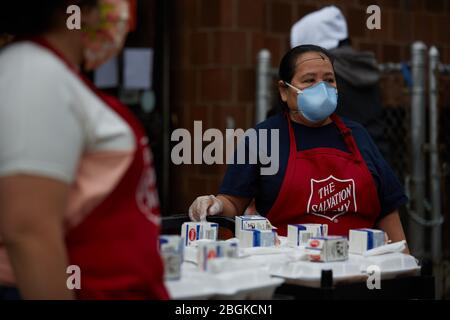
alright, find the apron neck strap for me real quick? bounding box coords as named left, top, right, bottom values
left=330, top=113, right=364, bottom=163
left=284, top=112, right=298, bottom=154
left=284, top=112, right=364, bottom=163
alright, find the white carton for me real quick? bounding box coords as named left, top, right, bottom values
left=240, top=229, right=277, bottom=248
left=306, top=236, right=348, bottom=262
left=181, top=222, right=218, bottom=246
left=287, top=224, right=328, bottom=247
left=159, top=235, right=183, bottom=280
left=197, top=240, right=239, bottom=271
left=235, top=215, right=272, bottom=240
left=349, top=228, right=386, bottom=254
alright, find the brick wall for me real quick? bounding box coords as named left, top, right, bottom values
left=169, top=0, right=450, bottom=214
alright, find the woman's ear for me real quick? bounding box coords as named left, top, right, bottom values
left=278, top=80, right=288, bottom=102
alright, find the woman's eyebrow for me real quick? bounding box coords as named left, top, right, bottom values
left=299, top=73, right=316, bottom=79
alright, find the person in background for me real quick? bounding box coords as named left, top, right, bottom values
left=0, top=0, right=168, bottom=300
left=290, top=5, right=389, bottom=159
left=188, top=45, right=408, bottom=250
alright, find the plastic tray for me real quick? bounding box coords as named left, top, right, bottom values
left=167, top=262, right=284, bottom=300
left=269, top=258, right=366, bottom=287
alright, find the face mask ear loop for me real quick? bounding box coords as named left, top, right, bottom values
left=283, top=81, right=303, bottom=94
left=283, top=81, right=304, bottom=117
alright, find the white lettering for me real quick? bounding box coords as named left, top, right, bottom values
left=66, top=5, right=81, bottom=30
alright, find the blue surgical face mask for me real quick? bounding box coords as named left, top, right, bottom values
left=284, top=81, right=338, bottom=123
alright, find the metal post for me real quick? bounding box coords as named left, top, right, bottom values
left=428, top=46, right=442, bottom=262
left=256, top=49, right=271, bottom=124
left=409, top=42, right=427, bottom=257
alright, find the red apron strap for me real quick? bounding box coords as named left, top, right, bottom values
left=330, top=114, right=364, bottom=163
left=284, top=112, right=298, bottom=155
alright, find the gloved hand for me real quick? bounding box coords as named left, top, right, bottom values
left=188, top=195, right=224, bottom=221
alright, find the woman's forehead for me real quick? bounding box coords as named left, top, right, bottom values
left=294, top=52, right=334, bottom=75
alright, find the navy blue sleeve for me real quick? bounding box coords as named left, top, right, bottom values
left=218, top=133, right=261, bottom=198
left=350, top=120, right=409, bottom=219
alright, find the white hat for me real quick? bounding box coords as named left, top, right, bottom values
left=290, top=5, right=348, bottom=50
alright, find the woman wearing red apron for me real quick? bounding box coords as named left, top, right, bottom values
left=0, top=1, right=168, bottom=299
left=189, top=45, right=408, bottom=246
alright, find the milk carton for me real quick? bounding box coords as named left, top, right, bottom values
left=181, top=222, right=219, bottom=246
left=159, top=235, right=183, bottom=280
left=235, top=215, right=272, bottom=240
left=197, top=240, right=239, bottom=271
left=287, top=224, right=328, bottom=247
left=239, top=229, right=277, bottom=248
left=349, top=228, right=386, bottom=254
left=306, top=236, right=348, bottom=262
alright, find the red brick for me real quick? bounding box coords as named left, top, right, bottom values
left=438, top=76, right=450, bottom=107
left=190, top=32, right=211, bottom=66
left=209, top=104, right=252, bottom=132
left=210, top=175, right=226, bottom=195
left=381, top=43, right=402, bottom=63
left=264, top=35, right=286, bottom=68
left=237, top=0, right=265, bottom=29
left=436, top=15, right=450, bottom=46
left=413, top=13, right=436, bottom=45
left=379, top=75, right=408, bottom=106
left=177, top=69, right=197, bottom=104
left=175, top=102, right=189, bottom=126
left=358, top=0, right=381, bottom=7
left=173, top=33, right=191, bottom=67
left=379, top=0, right=401, bottom=10
left=199, top=0, right=233, bottom=28
left=177, top=0, right=198, bottom=29
left=410, top=0, right=425, bottom=11
left=169, top=167, right=189, bottom=211
left=188, top=105, right=211, bottom=128
left=347, top=7, right=368, bottom=38
left=316, top=1, right=351, bottom=11
left=444, top=47, right=450, bottom=63
left=391, top=11, right=413, bottom=43
left=237, top=68, right=256, bottom=102
left=198, top=68, right=233, bottom=102
left=357, top=41, right=381, bottom=60
left=294, top=4, right=318, bottom=21
left=197, top=161, right=226, bottom=176
left=212, top=31, right=249, bottom=66
left=268, top=1, right=294, bottom=33
left=186, top=176, right=212, bottom=199
left=249, top=32, right=265, bottom=65
left=425, top=0, right=445, bottom=13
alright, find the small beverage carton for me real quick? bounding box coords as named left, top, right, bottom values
left=239, top=229, right=277, bottom=248
left=287, top=223, right=328, bottom=247
left=235, top=215, right=273, bottom=240
left=306, top=236, right=349, bottom=262
left=197, top=240, right=239, bottom=271
left=181, top=221, right=218, bottom=246
left=159, top=235, right=183, bottom=280
left=349, top=228, right=386, bottom=254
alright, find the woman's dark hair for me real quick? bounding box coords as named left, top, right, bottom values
left=278, top=44, right=334, bottom=83
left=0, top=0, right=98, bottom=37
left=270, top=44, right=335, bottom=115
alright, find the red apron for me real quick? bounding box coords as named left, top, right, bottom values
left=266, top=113, right=381, bottom=237
left=32, top=39, right=169, bottom=300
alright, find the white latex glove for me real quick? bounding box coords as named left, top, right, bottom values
left=188, top=195, right=224, bottom=221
